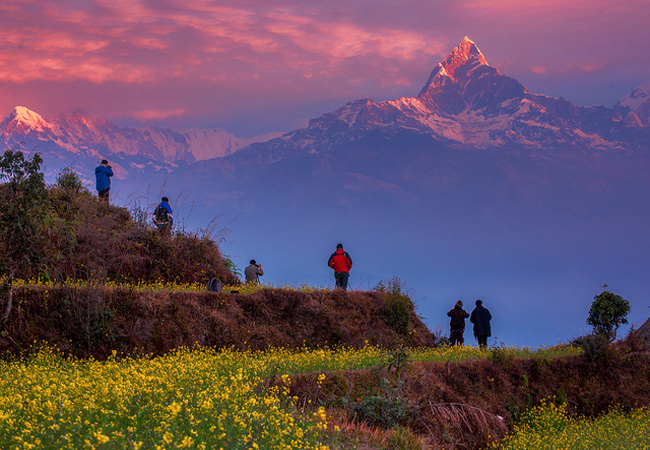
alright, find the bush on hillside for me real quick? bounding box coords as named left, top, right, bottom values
left=0, top=150, right=51, bottom=321
left=572, top=333, right=612, bottom=363
left=615, top=328, right=649, bottom=354
left=375, top=277, right=413, bottom=337
left=0, top=150, right=50, bottom=280
left=350, top=394, right=409, bottom=429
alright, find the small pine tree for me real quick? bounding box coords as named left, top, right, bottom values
left=587, top=285, right=631, bottom=341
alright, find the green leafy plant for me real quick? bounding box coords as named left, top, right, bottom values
left=383, top=348, right=411, bottom=380
left=587, top=285, right=630, bottom=341
left=0, top=149, right=50, bottom=321
left=350, top=393, right=409, bottom=429
left=490, top=344, right=515, bottom=369
left=375, top=277, right=413, bottom=336
left=573, top=333, right=612, bottom=363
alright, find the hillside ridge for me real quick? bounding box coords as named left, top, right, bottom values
left=0, top=283, right=437, bottom=359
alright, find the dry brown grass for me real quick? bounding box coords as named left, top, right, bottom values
left=0, top=284, right=437, bottom=358
left=326, top=408, right=427, bottom=450
left=415, top=402, right=508, bottom=449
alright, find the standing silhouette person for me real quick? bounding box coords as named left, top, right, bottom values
left=469, top=299, right=492, bottom=349
left=244, top=260, right=264, bottom=285
left=328, top=243, right=352, bottom=290
left=95, top=159, right=114, bottom=202
left=447, top=300, right=470, bottom=346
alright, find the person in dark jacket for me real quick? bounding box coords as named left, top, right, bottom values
left=469, top=299, right=492, bottom=348
left=447, top=300, right=470, bottom=346
left=328, top=243, right=352, bottom=290
left=94, top=159, right=114, bottom=202
left=244, top=260, right=264, bottom=285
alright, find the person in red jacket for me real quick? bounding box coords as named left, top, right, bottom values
left=328, top=243, right=353, bottom=290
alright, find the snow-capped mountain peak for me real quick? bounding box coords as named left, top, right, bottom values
left=440, top=36, right=489, bottom=78
left=419, top=37, right=489, bottom=96
left=3, top=106, right=52, bottom=133
left=614, top=81, right=650, bottom=127
left=617, top=82, right=650, bottom=111
left=267, top=37, right=641, bottom=153
left=1, top=106, right=281, bottom=182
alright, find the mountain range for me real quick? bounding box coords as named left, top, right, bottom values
left=2, top=37, right=650, bottom=347
left=0, top=106, right=279, bottom=184
left=3, top=38, right=650, bottom=179
left=227, top=36, right=650, bottom=167
left=176, top=36, right=650, bottom=226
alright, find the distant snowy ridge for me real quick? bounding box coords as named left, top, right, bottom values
left=1, top=106, right=279, bottom=163
left=615, top=82, right=650, bottom=127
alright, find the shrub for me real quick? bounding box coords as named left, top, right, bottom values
left=0, top=150, right=50, bottom=278
left=490, top=345, right=516, bottom=369
left=572, top=333, right=612, bottom=363
left=383, top=348, right=411, bottom=380
left=350, top=394, right=409, bottom=429
left=375, top=277, right=413, bottom=336
left=615, top=328, right=649, bottom=354
left=0, top=150, right=50, bottom=321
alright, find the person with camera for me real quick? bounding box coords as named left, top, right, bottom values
left=244, top=260, right=264, bottom=285
left=95, top=159, right=114, bottom=202
left=447, top=300, right=470, bottom=346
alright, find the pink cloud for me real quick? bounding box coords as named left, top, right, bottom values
left=1, top=0, right=440, bottom=85
left=128, top=108, right=187, bottom=121
left=0, top=0, right=648, bottom=134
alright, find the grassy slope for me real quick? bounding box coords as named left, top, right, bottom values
left=2, top=175, right=240, bottom=286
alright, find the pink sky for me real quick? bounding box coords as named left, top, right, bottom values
left=1, top=0, right=649, bottom=136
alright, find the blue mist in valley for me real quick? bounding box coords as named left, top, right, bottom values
left=110, top=140, right=650, bottom=349
left=217, top=199, right=648, bottom=349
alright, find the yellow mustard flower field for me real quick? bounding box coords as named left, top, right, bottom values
left=1, top=277, right=647, bottom=450
left=495, top=400, right=650, bottom=450
left=0, top=343, right=587, bottom=450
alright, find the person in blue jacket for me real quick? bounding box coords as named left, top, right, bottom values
left=153, top=197, right=174, bottom=234
left=95, top=159, right=114, bottom=202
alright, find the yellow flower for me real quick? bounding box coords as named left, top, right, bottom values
left=179, top=436, right=195, bottom=448
left=168, top=401, right=182, bottom=416
left=93, top=431, right=110, bottom=445
left=163, top=432, right=174, bottom=445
